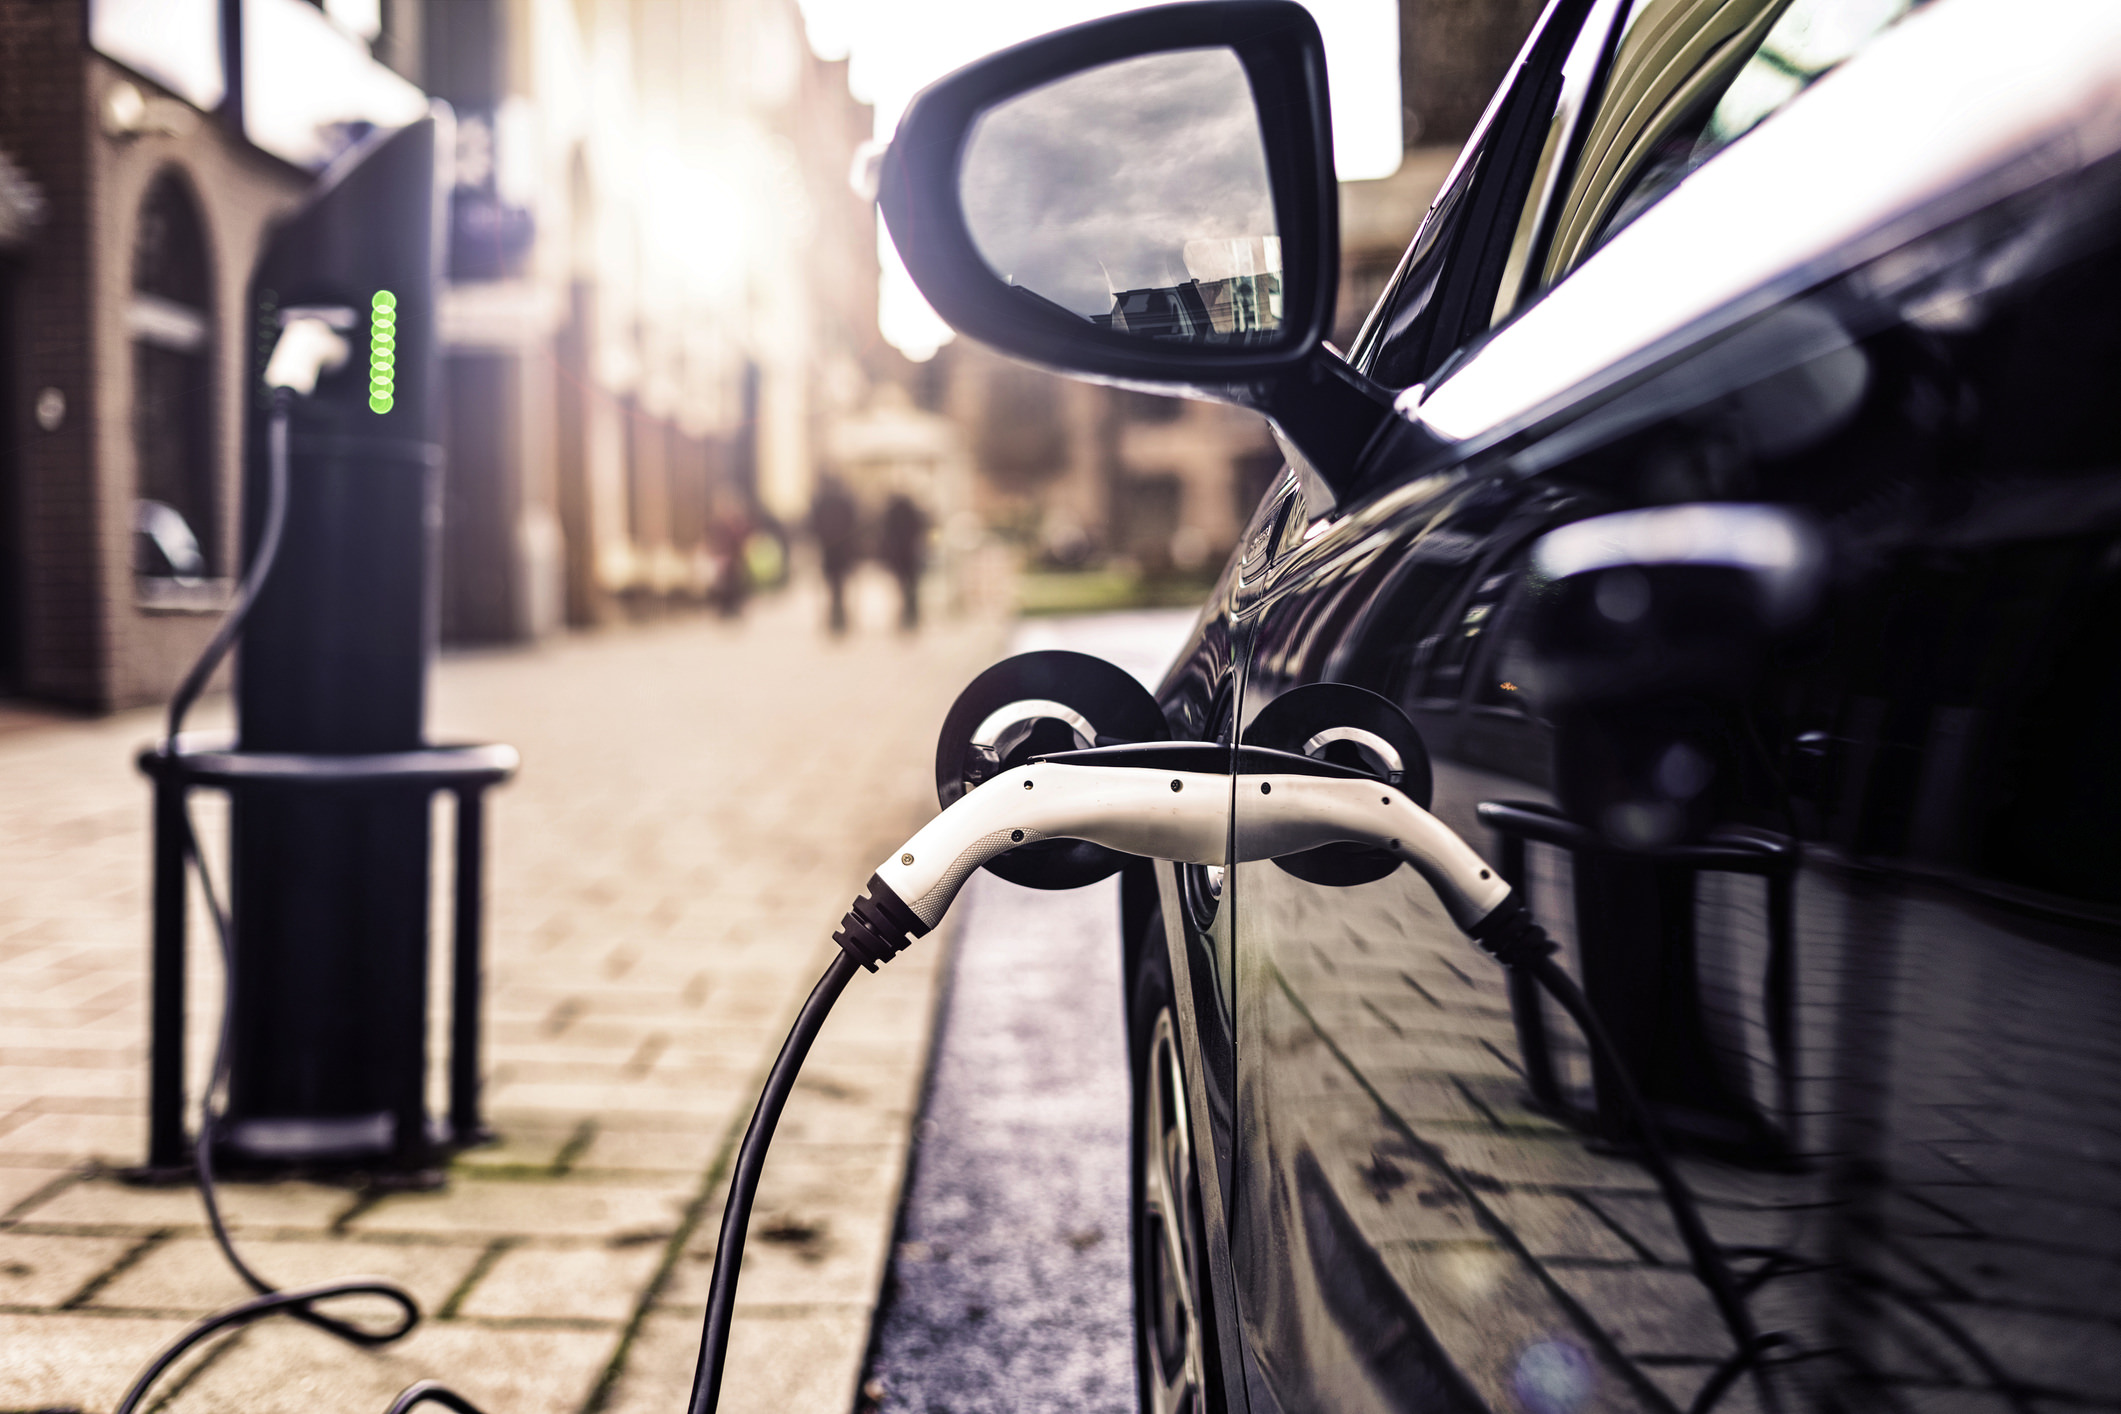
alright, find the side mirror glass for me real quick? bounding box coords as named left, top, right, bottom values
left=959, top=47, right=1284, bottom=347
left=880, top=2, right=1338, bottom=387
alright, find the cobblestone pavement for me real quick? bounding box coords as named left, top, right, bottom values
left=0, top=574, right=1006, bottom=1414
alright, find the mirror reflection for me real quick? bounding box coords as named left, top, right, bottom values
left=960, top=47, right=1283, bottom=346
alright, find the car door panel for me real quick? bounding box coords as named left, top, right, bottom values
left=1148, top=477, right=1286, bottom=1409
left=1226, top=131, right=2121, bottom=1412
left=1231, top=489, right=1678, bottom=1414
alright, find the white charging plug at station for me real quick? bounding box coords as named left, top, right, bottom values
left=262, top=307, right=356, bottom=395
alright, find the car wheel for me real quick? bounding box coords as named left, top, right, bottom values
left=1131, top=924, right=1224, bottom=1414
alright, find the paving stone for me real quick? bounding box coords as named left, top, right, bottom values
left=348, top=1176, right=693, bottom=1242
left=664, top=1144, right=904, bottom=1311
left=1939, top=1302, right=2121, bottom=1403
left=88, top=1233, right=486, bottom=1317
left=1576, top=1191, right=1800, bottom=1269
left=0, top=1163, right=76, bottom=1217
left=1425, top=1128, right=1651, bottom=1191
left=447, top=1122, right=579, bottom=1174
left=0, top=1064, right=141, bottom=1101
left=764, top=1077, right=922, bottom=1148
left=466, top=1237, right=666, bottom=1322
left=573, top=1122, right=735, bottom=1174
left=1904, top=1234, right=2121, bottom=1311
left=1641, top=1362, right=1772, bottom=1414
left=1376, top=1241, right=1651, bottom=1414
left=0, top=1311, right=199, bottom=1412
left=21, top=1175, right=358, bottom=1233
left=0, top=1230, right=139, bottom=1305
left=606, top=1305, right=873, bottom=1414
left=1482, top=1190, right=1647, bottom=1263
left=164, top=1317, right=616, bottom=1414
left=1549, top=1265, right=1728, bottom=1358
left=478, top=1079, right=756, bottom=1121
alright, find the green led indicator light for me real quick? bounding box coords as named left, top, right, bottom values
left=368, top=291, right=396, bottom=413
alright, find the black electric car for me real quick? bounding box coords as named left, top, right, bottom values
left=881, top=1, right=2121, bottom=1410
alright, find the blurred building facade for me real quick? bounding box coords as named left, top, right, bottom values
left=411, top=0, right=882, bottom=640
left=0, top=0, right=881, bottom=709
left=926, top=341, right=1282, bottom=578
left=0, top=1, right=305, bottom=707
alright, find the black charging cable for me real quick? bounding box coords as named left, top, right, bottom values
left=119, top=378, right=856, bottom=1411
left=162, top=390, right=293, bottom=749
left=118, top=535, right=1784, bottom=1414
left=365, top=955, right=865, bottom=1414
left=689, top=952, right=862, bottom=1414
left=117, top=390, right=425, bottom=1414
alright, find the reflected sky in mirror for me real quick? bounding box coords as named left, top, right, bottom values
left=960, top=47, right=1282, bottom=344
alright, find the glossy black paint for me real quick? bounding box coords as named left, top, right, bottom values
left=890, top=1, right=2121, bottom=1408
left=1134, top=142, right=2121, bottom=1414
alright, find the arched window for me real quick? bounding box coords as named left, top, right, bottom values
left=131, top=170, right=216, bottom=589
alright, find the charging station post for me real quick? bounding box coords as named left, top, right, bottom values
left=139, top=112, right=518, bottom=1182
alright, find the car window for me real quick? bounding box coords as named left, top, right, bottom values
left=1541, top=0, right=1918, bottom=284
left=1358, top=0, right=1609, bottom=392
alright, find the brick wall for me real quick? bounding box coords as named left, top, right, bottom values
left=0, top=0, right=102, bottom=705
left=0, top=0, right=308, bottom=710
left=88, top=56, right=307, bottom=709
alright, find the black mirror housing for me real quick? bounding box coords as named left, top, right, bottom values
left=878, top=0, right=1341, bottom=395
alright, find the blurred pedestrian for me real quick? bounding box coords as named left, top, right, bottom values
left=708, top=496, right=752, bottom=618
left=879, top=490, right=930, bottom=632
left=811, top=475, right=860, bottom=634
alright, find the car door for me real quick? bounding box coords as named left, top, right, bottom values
left=1139, top=3, right=1629, bottom=1403
left=1225, top=2, right=2121, bottom=1412
left=1212, top=0, right=1643, bottom=1406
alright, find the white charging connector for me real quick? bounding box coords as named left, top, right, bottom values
left=263, top=307, right=356, bottom=395
left=835, top=747, right=1523, bottom=971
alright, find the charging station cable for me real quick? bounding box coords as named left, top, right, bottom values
left=118, top=321, right=431, bottom=1414
left=689, top=743, right=1769, bottom=1414
left=127, top=630, right=1766, bottom=1410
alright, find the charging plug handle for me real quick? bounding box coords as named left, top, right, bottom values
left=835, top=757, right=1520, bottom=971
left=263, top=309, right=354, bottom=395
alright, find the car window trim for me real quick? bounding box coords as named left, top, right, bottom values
left=1349, top=0, right=1601, bottom=385
left=1492, top=0, right=1635, bottom=324
left=1423, top=0, right=1594, bottom=365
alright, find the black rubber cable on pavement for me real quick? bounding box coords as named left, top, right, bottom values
left=688, top=950, right=863, bottom=1414
left=118, top=383, right=864, bottom=1414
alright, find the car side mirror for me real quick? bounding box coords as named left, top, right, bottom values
left=879, top=1, right=1408, bottom=496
